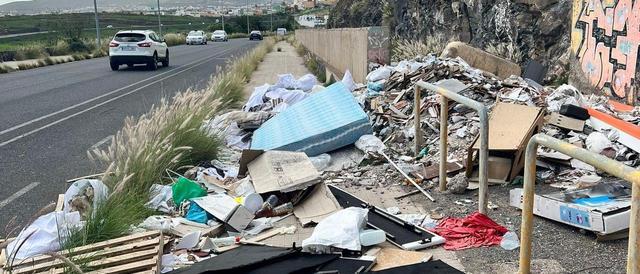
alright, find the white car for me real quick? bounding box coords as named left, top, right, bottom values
left=276, top=28, right=287, bottom=36
left=211, top=30, right=228, bottom=42
left=186, top=30, right=207, bottom=45
left=108, top=30, right=168, bottom=71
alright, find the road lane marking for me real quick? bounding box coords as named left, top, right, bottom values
left=0, top=182, right=40, bottom=210
left=0, top=44, right=250, bottom=148
left=0, top=44, right=242, bottom=137
left=89, top=135, right=113, bottom=151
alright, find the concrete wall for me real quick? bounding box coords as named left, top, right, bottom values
left=571, top=0, right=640, bottom=105
left=296, top=26, right=389, bottom=82
left=441, top=42, right=522, bottom=79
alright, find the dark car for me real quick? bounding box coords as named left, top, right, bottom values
left=249, top=30, right=263, bottom=40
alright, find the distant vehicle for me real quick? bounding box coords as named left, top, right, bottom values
left=249, top=30, right=263, bottom=40
left=186, top=30, right=207, bottom=45
left=276, top=28, right=287, bottom=36
left=108, top=30, right=168, bottom=71
left=106, top=25, right=113, bottom=29
left=211, top=30, right=228, bottom=42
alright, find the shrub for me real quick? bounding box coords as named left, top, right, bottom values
left=391, top=34, right=458, bottom=61
left=68, top=39, right=89, bottom=53
left=228, top=33, right=249, bottom=39
left=15, top=44, right=47, bottom=60
left=44, top=57, right=56, bottom=65
left=72, top=54, right=85, bottom=61
left=17, top=63, right=38, bottom=70
left=0, top=64, right=14, bottom=73
left=51, top=40, right=71, bottom=56
left=163, top=33, right=185, bottom=47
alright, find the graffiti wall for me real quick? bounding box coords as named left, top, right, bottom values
left=572, top=0, right=640, bottom=105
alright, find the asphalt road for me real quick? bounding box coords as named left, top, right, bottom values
left=0, top=39, right=258, bottom=232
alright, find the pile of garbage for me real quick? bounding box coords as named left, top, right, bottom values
left=4, top=52, right=639, bottom=273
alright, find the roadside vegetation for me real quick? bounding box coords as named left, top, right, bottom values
left=63, top=38, right=276, bottom=249
left=390, top=34, right=459, bottom=62
left=287, top=35, right=327, bottom=84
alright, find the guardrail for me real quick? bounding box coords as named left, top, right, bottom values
left=519, top=134, right=640, bottom=274
left=414, top=80, right=490, bottom=214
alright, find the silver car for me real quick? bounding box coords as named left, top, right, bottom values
left=186, top=30, right=207, bottom=45
left=211, top=30, right=228, bottom=42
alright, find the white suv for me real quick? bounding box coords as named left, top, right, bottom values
left=109, top=30, right=168, bottom=71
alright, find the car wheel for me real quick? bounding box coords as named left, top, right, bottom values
left=110, top=60, right=119, bottom=71
left=148, top=53, right=158, bottom=70
left=162, top=51, right=169, bottom=67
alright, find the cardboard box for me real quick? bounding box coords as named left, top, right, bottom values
left=247, top=150, right=321, bottom=194
left=466, top=103, right=545, bottom=183
left=509, top=188, right=630, bottom=235
left=293, top=183, right=341, bottom=226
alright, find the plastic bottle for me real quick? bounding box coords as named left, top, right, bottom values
left=359, top=229, right=386, bottom=246
left=500, top=231, right=520, bottom=250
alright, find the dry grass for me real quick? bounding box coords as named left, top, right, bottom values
left=163, top=33, right=185, bottom=47
left=485, top=42, right=523, bottom=63
left=391, top=34, right=458, bottom=61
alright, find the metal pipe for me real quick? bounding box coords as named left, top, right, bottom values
left=416, top=80, right=489, bottom=214
left=381, top=151, right=435, bottom=202
left=518, top=134, right=640, bottom=274
left=439, top=94, right=448, bottom=192
left=414, top=85, right=423, bottom=157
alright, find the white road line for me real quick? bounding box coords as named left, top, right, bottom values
left=0, top=182, right=40, bottom=210
left=89, top=135, right=113, bottom=151
left=0, top=46, right=241, bottom=148
left=0, top=45, right=239, bottom=137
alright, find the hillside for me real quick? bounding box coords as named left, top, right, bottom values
left=0, top=0, right=257, bottom=13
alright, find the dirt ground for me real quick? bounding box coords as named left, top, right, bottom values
left=324, top=162, right=629, bottom=274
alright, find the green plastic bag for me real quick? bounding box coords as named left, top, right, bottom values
left=172, top=177, right=207, bottom=206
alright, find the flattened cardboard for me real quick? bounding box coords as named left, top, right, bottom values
left=471, top=103, right=543, bottom=150
left=509, top=188, right=630, bottom=235
left=422, top=162, right=464, bottom=180
left=238, top=149, right=265, bottom=177
left=371, top=248, right=432, bottom=271
left=247, top=150, right=321, bottom=194
left=191, top=194, right=255, bottom=231
left=547, top=113, right=585, bottom=131
left=293, top=183, right=341, bottom=226
left=466, top=103, right=544, bottom=182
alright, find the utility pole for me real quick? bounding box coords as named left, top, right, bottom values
left=93, top=0, right=100, bottom=48
left=246, top=0, right=249, bottom=33
left=270, top=0, right=273, bottom=32
left=221, top=0, right=225, bottom=31
left=156, top=0, right=162, bottom=35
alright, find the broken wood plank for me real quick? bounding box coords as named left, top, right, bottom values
left=371, top=248, right=432, bottom=271
left=55, top=194, right=65, bottom=212
left=83, top=256, right=158, bottom=274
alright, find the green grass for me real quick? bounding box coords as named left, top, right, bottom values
left=288, top=37, right=327, bottom=83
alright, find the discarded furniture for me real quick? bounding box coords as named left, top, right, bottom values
left=518, top=134, right=640, bottom=274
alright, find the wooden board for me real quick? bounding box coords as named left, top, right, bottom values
left=7, top=231, right=164, bottom=274
left=371, top=248, right=432, bottom=271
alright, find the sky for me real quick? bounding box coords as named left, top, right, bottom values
left=0, top=0, right=30, bottom=5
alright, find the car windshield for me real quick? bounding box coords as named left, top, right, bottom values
left=114, top=33, right=146, bottom=42
left=214, top=31, right=225, bottom=34
left=251, top=31, right=260, bottom=34
left=188, top=31, right=203, bottom=36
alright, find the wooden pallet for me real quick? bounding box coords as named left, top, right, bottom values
left=4, top=230, right=164, bottom=274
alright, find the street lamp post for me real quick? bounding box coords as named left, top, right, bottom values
left=246, top=0, right=249, bottom=33
left=270, top=0, right=273, bottom=31
left=93, top=0, right=100, bottom=48
left=156, top=0, right=162, bottom=35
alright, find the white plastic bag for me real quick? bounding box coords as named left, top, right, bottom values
left=140, top=215, right=172, bottom=233
left=243, top=84, right=271, bottom=111
left=342, top=70, right=357, bottom=92
left=586, top=132, right=613, bottom=154
left=63, top=179, right=109, bottom=217
left=275, top=74, right=297, bottom=89
left=355, top=135, right=386, bottom=154
left=500, top=231, right=520, bottom=250
left=302, top=207, right=368, bottom=253
left=366, top=66, right=392, bottom=82
left=297, top=74, right=318, bottom=91
left=7, top=211, right=82, bottom=260
left=146, top=184, right=173, bottom=213
left=309, top=153, right=331, bottom=171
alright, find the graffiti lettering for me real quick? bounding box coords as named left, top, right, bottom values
left=572, top=0, right=640, bottom=105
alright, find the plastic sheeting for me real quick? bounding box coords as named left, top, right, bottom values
left=431, top=212, right=508, bottom=250
left=63, top=179, right=109, bottom=217
left=302, top=207, right=368, bottom=253
left=7, top=211, right=82, bottom=260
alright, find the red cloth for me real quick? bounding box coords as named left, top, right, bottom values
left=431, top=212, right=508, bottom=250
